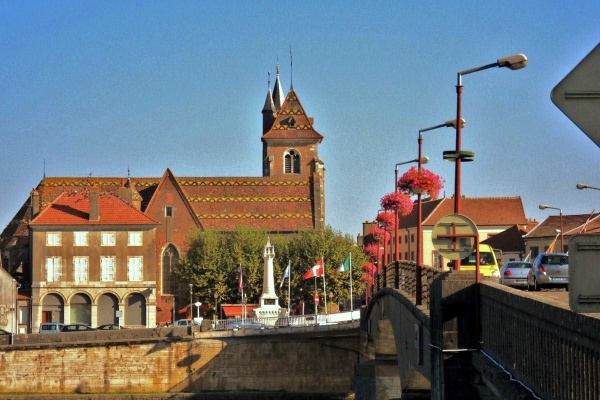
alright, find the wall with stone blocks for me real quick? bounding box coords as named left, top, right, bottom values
left=0, top=329, right=359, bottom=395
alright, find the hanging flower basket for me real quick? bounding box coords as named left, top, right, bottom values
left=380, top=192, right=414, bottom=215
left=397, top=166, right=444, bottom=199
left=376, top=211, right=397, bottom=230
left=363, top=243, right=379, bottom=258
left=369, top=226, right=390, bottom=242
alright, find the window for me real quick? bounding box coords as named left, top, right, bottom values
left=128, top=257, right=143, bottom=281
left=46, top=257, right=62, bottom=282
left=74, top=231, right=89, bottom=246
left=128, top=232, right=143, bottom=246
left=46, top=232, right=61, bottom=246
left=100, top=256, right=116, bottom=281
left=165, top=206, right=173, bottom=217
left=101, top=232, right=116, bottom=246
left=284, top=150, right=301, bottom=174
left=73, top=257, right=89, bottom=283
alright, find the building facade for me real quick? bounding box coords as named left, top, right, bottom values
left=28, top=187, right=159, bottom=332
left=1, top=70, right=325, bottom=328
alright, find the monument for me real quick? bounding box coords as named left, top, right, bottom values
left=252, top=237, right=285, bottom=323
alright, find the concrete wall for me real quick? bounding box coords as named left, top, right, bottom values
left=0, top=267, right=17, bottom=336
left=0, top=325, right=359, bottom=395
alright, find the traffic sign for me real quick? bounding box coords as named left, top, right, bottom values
left=551, top=43, right=600, bottom=148
left=314, top=294, right=320, bottom=305
left=432, top=214, right=478, bottom=260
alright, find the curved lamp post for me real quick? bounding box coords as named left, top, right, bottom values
left=577, top=183, right=600, bottom=191
left=539, top=204, right=564, bottom=252
left=415, top=119, right=464, bottom=305
left=449, top=53, right=527, bottom=270
left=394, top=157, right=429, bottom=262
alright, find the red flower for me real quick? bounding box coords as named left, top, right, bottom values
left=361, top=262, right=376, bottom=275
left=363, top=243, right=380, bottom=257
left=376, top=211, right=397, bottom=230
left=369, top=226, right=390, bottom=241
left=397, top=166, right=444, bottom=199
left=380, top=192, right=414, bottom=215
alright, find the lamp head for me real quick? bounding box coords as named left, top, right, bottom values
left=497, top=54, right=528, bottom=70
left=538, top=204, right=548, bottom=210
left=420, top=156, right=429, bottom=165
left=576, top=183, right=587, bottom=190
left=445, top=118, right=466, bottom=128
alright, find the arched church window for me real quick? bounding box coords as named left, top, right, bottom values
left=284, top=150, right=301, bottom=174
left=162, top=244, right=179, bottom=295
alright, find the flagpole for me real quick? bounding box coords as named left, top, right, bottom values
left=287, top=260, right=291, bottom=315
left=314, top=275, right=317, bottom=315
left=349, top=252, right=353, bottom=319
left=323, top=258, right=328, bottom=316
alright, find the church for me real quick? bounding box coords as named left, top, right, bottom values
left=0, top=66, right=325, bottom=330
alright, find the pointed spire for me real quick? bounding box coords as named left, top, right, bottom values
left=262, top=71, right=276, bottom=134
left=272, top=61, right=285, bottom=111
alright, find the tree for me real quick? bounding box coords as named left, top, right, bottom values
left=173, top=226, right=367, bottom=316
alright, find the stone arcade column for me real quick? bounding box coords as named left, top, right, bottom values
left=252, top=237, right=284, bottom=323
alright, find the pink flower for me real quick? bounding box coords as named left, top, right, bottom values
left=380, top=192, right=414, bottom=215
left=376, top=211, right=397, bottom=230
left=369, top=226, right=390, bottom=241
left=397, top=166, right=444, bottom=199
left=363, top=243, right=380, bottom=257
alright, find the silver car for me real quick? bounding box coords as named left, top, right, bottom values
left=527, top=252, right=569, bottom=291
left=500, top=261, right=532, bottom=288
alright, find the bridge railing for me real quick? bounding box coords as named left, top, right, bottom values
left=374, top=260, right=442, bottom=308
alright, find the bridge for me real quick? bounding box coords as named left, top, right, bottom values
left=358, top=260, right=600, bottom=400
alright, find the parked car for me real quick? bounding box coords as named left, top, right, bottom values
left=232, top=321, right=266, bottom=331
left=174, top=319, right=201, bottom=326
left=97, top=324, right=126, bottom=330
left=500, top=261, right=533, bottom=288
left=0, top=328, right=11, bottom=335
left=61, top=324, right=96, bottom=332
left=452, top=244, right=500, bottom=278
left=39, top=322, right=65, bottom=334
left=527, top=252, right=569, bottom=291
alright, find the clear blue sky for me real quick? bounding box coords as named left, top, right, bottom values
left=1, top=2, right=599, bottom=237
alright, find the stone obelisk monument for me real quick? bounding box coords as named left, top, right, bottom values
left=253, top=237, right=284, bottom=321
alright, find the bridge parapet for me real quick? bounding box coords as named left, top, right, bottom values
left=376, top=260, right=442, bottom=309
left=480, top=282, right=600, bottom=400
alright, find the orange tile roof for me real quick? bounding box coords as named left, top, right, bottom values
left=30, top=190, right=159, bottom=226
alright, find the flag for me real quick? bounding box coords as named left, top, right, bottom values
left=338, top=254, right=351, bottom=273
left=238, top=265, right=244, bottom=292
left=546, top=233, right=559, bottom=253
left=580, top=210, right=595, bottom=233
left=302, top=259, right=324, bottom=280
left=280, top=261, right=290, bottom=289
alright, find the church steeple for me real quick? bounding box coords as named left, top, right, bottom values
left=272, top=62, right=285, bottom=111
left=262, top=71, right=276, bottom=135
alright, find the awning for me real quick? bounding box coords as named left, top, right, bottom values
left=221, top=304, right=258, bottom=318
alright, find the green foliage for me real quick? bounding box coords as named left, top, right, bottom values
left=173, top=226, right=367, bottom=314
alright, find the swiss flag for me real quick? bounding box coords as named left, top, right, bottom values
left=302, top=259, right=324, bottom=280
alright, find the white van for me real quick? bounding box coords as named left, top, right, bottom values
left=39, top=322, right=65, bottom=334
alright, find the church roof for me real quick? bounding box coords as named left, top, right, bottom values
left=261, top=89, right=324, bottom=142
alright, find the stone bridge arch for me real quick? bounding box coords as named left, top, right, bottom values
left=356, top=287, right=431, bottom=399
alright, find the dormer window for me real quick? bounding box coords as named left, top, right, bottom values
left=281, top=116, right=296, bottom=129
left=284, top=150, right=301, bottom=174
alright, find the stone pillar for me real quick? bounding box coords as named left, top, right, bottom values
left=429, top=270, right=480, bottom=400
left=253, top=237, right=282, bottom=322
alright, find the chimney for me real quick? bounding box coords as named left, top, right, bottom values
left=31, top=189, right=40, bottom=217
left=89, top=186, right=100, bottom=221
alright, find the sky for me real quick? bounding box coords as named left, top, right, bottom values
left=0, top=1, right=599, bottom=238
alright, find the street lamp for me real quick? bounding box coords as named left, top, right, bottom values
left=577, top=183, right=600, bottom=191
left=539, top=204, right=564, bottom=252
left=448, top=53, right=527, bottom=270
left=394, top=156, right=429, bottom=262
left=194, top=301, right=202, bottom=321
left=214, top=292, right=220, bottom=320
left=189, top=283, right=193, bottom=320
left=414, top=119, right=464, bottom=305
